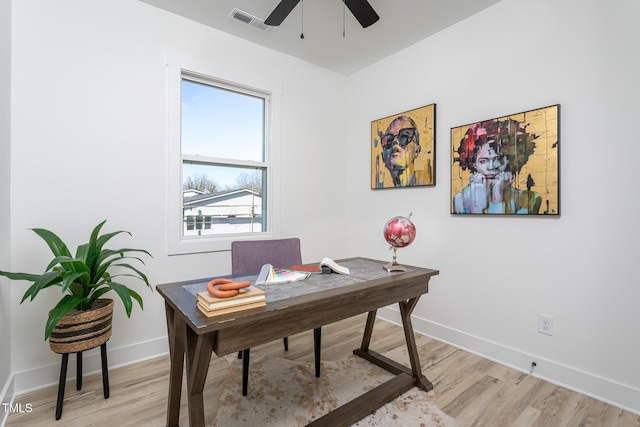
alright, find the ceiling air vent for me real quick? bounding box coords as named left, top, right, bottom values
left=229, top=8, right=270, bottom=32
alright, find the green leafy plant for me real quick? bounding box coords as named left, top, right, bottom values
left=0, top=220, right=152, bottom=340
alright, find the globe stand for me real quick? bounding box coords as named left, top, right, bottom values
left=384, top=247, right=406, bottom=272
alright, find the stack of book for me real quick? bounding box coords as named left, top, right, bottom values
left=196, top=285, right=266, bottom=317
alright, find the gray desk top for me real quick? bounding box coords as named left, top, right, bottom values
left=183, top=258, right=415, bottom=304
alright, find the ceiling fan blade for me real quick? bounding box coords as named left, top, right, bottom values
left=264, top=0, right=302, bottom=26
left=343, top=0, right=380, bottom=28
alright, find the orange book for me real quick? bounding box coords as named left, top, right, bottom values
left=290, top=258, right=350, bottom=275
left=289, top=264, right=322, bottom=273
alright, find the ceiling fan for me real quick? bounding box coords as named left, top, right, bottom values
left=264, top=0, right=380, bottom=28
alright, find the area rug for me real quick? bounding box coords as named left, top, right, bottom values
left=213, top=347, right=455, bottom=426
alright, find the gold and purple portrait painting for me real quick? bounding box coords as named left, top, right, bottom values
left=371, top=104, right=436, bottom=189
left=451, top=104, right=560, bottom=215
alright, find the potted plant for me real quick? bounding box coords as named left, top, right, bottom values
left=0, top=220, right=152, bottom=353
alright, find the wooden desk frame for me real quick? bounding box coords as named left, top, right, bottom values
left=157, top=258, right=439, bottom=426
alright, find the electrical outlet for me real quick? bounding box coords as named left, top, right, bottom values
left=538, top=314, right=554, bottom=336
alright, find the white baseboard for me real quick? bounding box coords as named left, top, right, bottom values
left=377, top=306, right=640, bottom=416
left=11, top=337, right=169, bottom=396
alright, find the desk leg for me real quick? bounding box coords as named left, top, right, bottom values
left=318, top=306, right=431, bottom=427
left=185, top=327, right=214, bottom=427
left=353, top=298, right=433, bottom=392
left=399, top=297, right=433, bottom=392
left=165, top=303, right=186, bottom=427
left=359, top=310, right=377, bottom=352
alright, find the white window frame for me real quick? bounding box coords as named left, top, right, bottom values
left=166, top=53, right=282, bottom=255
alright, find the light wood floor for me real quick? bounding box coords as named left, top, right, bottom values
left=6, top=314, right=640, bottom=427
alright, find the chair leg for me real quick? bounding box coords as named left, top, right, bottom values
left=241, top=349, right=250, bottom=396
left=101, top=343, right=110, bottom=399
left=76, top=351, right=82, bottom=390
left=56, top=354, right=69, bottom=420
left=283, top=337, right=289, bottom=351
left=314, top=327, right=321, bottom=377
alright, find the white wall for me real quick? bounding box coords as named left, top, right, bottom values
left=8, top=0, right=349, bottom=395
left=1, top=0, right=13, bottom=421
left=345, top=0, right=640, bottom=414
left=5, top=0, right=640, bottom=419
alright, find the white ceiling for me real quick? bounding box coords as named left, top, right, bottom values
left=138, top=0, right=503, bottom=75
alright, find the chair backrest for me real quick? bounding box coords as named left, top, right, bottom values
left=231, top=238, right=302, bottom=275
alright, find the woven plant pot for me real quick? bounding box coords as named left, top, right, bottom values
left=48, top=299, right=114, bottom=354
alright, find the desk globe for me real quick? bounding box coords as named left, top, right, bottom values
left=383, top=213, right=416, bottom=272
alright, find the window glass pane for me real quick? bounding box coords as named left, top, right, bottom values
left=182, top=163, right=265, bottom=237
left=181, top=79, right=264, bottom=161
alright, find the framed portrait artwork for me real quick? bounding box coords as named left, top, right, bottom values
left=371, top=104, right=436, bottom=189
left=450, top=104, right=560, bottom=215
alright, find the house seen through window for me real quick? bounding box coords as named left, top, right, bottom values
left=181, top=74, right=268, bottom=237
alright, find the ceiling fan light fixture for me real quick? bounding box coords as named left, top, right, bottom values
left=264, top=0, right=379, bottom=29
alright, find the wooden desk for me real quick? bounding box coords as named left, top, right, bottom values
left=156, top=257, right=439, bottom=426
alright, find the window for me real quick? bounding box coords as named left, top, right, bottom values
left=167, top=60, right=280, bottom=255
left=180, top=74, right=268, bottom=238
